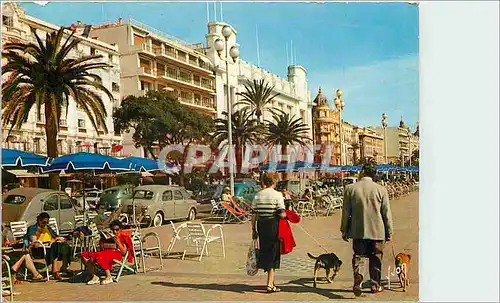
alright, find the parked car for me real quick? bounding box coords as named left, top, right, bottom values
left=99, top=185, right=135, bottom=211
left=234, top=182, right=260, bottom=203
left=121, top=185, right=198, bottom=227
left=193, top=184, right=225, bottom=213
left=276, top=179, right=313, bottom=197
left=2, top=188, right=79, bottom=234
left=74, top=189, right=102, bottom=210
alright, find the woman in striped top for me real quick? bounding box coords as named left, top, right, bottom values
left=251, top=173, right=286, bottom=293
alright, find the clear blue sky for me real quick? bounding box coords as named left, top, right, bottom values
left=20, top=1, right=419, bottom=130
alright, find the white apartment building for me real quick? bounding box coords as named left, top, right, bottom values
left=89, top=18, right=217, bottom=158
left=204, top=22, right=314, bottom=139
left=1, top=3, right=122, bottom=156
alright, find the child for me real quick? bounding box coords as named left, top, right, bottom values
left=278, top=200, right=301, bottom=255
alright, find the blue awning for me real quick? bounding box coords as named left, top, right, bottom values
left=1, top=148, right=50, bottom=167
left=41, top=152, right=132, bottom=173
left=123, top=156, right=176, bottom=172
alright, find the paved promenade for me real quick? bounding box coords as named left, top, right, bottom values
left=12, top=191, right=419, bottom=301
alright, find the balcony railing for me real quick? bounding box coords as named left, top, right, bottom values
left=158, top=69, right=214, bottom=91
left=138, top=66, right=155, bottom=76
left=154, top=48, right=212, bottom=72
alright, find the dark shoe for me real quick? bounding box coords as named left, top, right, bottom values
left=371, top=284, right=384, bottom=293
left=353, top=273, right=363, bottom=297
left=53, top=272, right=63, bottom=281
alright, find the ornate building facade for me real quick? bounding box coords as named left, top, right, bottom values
left=1, top=3, right=123, bottom=156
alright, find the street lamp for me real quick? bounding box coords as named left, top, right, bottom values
left=333, top=89, right=345, bottom=165
left=214, top=25, right=239, bottom=196
left=381, top=113, right=388, bottom=164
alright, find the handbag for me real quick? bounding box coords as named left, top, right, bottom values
left=245, top=239, right=259, bottom=276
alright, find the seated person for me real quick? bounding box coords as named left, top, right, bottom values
left=2, top=225, right=45, bottom=282
left=81, top=220, right=134, bottom=285
left=24, top=212, right=72, bottom=280
left=300, top=188, right=313, bottom=201
left=221, top=187, right=232, bottom=203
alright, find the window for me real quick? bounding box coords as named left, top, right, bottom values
left=162, top=191, right=173, bottom=201
left=78, top=119, right=85, bottom=128
left=180, top=91, right=191, bottom=101
left=109, top=54, right=114, bottom=63
left=90, top=47, right=96, bottom=55
left=134, top=190, right=154, bottom=200
left=2, top=16, right=13, bottom=27
left=60, top=195, right=73, bottom=210
left=112, top=82, right=120, bottom=92
left=173, top=190, right=183, bottom=200
left=3, top=195, right=26, bottom=205
left=33, top=138, right=40, bottom=153
left=43, top=195, right=59, bottom=211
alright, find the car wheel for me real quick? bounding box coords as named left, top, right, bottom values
left=153, top=212, right=164, bottom=227
left=187, top=208, right=196, bottom=221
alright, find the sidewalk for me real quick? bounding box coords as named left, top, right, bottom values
left=11, top=192, right=419, bottom=301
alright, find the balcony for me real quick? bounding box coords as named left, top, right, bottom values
left=178, top=96, right=216, bottom=113
left=134, top=43, right=154, bottom=55
left=154, top=48, right=213, bottom=74
left=138, top=66, right=156, bottom=78
left=157, top=70, right=215, bottom=94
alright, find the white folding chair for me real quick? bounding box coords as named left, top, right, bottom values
left=140, top=231, right=163, bottom=272
left=209, top=199, right=223, bottom=216
left=112, top=229, right=139, bottom=282
left=48, top=218, right=59, bottom=235
left=2, top=258, right=14, bottom=301
left=166, top=221, right=187, bottom=257
left=182, top=222, right=225, bottom=262
left=9, top=221, right=27, bottom=240
left=27, top=240, right=51, bottom=281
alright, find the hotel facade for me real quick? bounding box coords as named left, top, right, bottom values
left=1, top=3, right=123, bottom=156
left=90, top=18, right=314, bottom=157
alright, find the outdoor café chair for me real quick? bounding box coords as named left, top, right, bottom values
left=27, top=240, right=51, bottom=281
left=181, top=222, right=225, bottom=262
left=2, top=257, right=13, bottom=302
left=9, top=221, right=27, bottom=241
left=134, top=228, right=163, bottom=272
left=221, top=202, right=248, bottom=223
left=209, top=199, right=223, bottom=217
left=48, top=218, right=59, bottom=235
left=166, top=221, right=188, bottom=257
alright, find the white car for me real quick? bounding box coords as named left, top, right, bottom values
left=74, top=190, right=102, bottom=210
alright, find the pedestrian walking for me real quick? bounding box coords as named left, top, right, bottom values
left=340, top=163, right=393, bottom=296
left=251, top=173, right=286, bottom=293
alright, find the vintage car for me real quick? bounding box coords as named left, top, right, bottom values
left=73, top=189, right=102, bottom=211
left=121, top=185, right=198, bottom=227
left=99, top=184, right=135, bottom=210
left=2, top=188, right=79, bottom=234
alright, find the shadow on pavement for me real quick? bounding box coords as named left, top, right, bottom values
left=151, top=280, right=349, bottom=299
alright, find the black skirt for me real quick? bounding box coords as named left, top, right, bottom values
left=257, top=216, right=280, bottom=272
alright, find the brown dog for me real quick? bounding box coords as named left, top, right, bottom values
left=394, top=253, right=411, bottom=292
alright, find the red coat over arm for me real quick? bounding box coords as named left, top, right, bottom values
left=279, top=209, right=301, bottom=255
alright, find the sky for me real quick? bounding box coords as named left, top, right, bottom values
left=19, top=1, right=419, bottom=130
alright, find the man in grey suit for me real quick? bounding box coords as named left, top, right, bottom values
left=341, top=163, right=393, bottom=296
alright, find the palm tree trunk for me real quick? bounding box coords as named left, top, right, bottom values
left=235, top=143, right=243, bottom=178
left=45, top=102, right=59, bottom=190
left=281, top=145, right=288, bottom=180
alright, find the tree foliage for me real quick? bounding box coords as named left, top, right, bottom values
left=235, top=79, right=280, bottom=122
left=2, top=27, right=113, bottom=189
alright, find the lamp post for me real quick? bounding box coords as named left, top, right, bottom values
left=382, top=113, right=388, bottom=164
left=214, top=25, right=239, bottom=196
left=333, top=89, right=345, bottom=165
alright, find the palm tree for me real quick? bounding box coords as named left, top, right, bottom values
left=2, top=27, right=114, bottom=189
left=213, top=109, right=264, bottom=177
left=235, top=79, right=280, bottom=122
left=351, top=142, right=360, bottom=165
left=265, top=112, right=310, bottom=179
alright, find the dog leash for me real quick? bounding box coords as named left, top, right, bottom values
left=296, top=223, right=330, bottom=253
left=391, top=241, right=397, bottom=259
